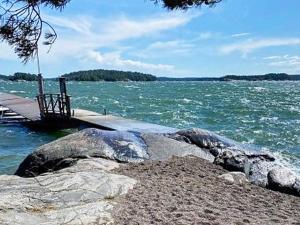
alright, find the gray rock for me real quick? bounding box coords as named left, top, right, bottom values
left=267, top=168, right=297, bottom=195
left=172, top=128, right=238, bottom=156
left=214, top=151, right=250, bottom=175
left=293, top=178, right=300, bottom=195
left=15, top=128, right=148, bottom=177
left=214, top=150, right=279, bottom=188
left=0, top=158, right=136, bottom=225
left=218, top=172, right=249, bottom=185
left=142, top=133, right=215, bottom=162
left=16, top=128, right=217, bottom=177
left=248, top=160, right=280, bottom=187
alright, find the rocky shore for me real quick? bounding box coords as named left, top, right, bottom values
left=0, top=127, right=299, bottom=224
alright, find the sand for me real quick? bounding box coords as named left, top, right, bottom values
left=113, top=156, right=300, bottom=225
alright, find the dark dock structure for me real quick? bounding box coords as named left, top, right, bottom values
left=0, top=93, right=177, bottom=133
left=0, top=77, right=177, bottom=133
left=0, top=75, right=177, bottom=133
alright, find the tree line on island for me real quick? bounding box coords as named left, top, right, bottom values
left=0, top=70, right=300, bottom=82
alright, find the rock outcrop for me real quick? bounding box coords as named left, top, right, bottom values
left=169, top=128, right=241, bottom=156
left=213, top=150, right=277, bottom=187
left=267, top=168, right=299, bottom=195
left=15, top=128, right=149, bottom=177
left=13, top=127, right=300, bottom=202
left=214, top=151, right=250, bottom=174
left=170, top=128, right=300, bottom=196
left=0, top=158, right=136, bottom=225
left=16, top=128, right=215, bottom=177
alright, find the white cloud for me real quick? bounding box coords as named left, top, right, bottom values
left=263, top=54, right=300, bottom=72
left=0, top=11, right=197, bottom=75
left=43, top=12, right=197, bottom=49
left=86, top=50, right=174, bottom=74
left=44, top=15, right=93, bottom=34
left=101, top=13, right=197, bottom=42
left=231, top=33, right=251, bottom=38
left=147, top=40, right=193, bottom=50
left=220, top=38, right=300, bottom=55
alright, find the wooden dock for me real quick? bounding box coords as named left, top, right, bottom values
left=0, top=92, right=177, bottom=133
left=73, top=109, right=178, bottom=133
left=0, top=93, right=40, bottom=121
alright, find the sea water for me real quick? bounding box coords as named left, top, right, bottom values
left=0, top=81, right=299, bottom=174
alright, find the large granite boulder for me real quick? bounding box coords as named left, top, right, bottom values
left=15, top=128, right=148, bottom=177
left=267, top=168, right=299, bottom=195
left=0, top=158, right=136, bottom=225
left=16, top=128, right=215, bottom=178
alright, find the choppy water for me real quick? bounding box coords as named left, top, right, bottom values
left=0, top=81, right=299, bottom=174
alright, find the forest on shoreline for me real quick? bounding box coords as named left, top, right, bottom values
left=1, top=70, right=300, bottom=82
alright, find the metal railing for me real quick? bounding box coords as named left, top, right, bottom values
left=37, top=93, right=71, bottom=119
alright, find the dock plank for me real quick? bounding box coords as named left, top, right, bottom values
left=0, top=93, right=40, bottom=121
left=73, top=109, right=178, bottom=134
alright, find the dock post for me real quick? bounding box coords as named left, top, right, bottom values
left=59, top=77, right=67, bottom=96
left=59, top=77, right=71, bottom=117
left=37, top=74, right=45, bottom=118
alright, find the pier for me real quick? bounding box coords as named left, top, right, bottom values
left=0, top=92, right=177, bottom=133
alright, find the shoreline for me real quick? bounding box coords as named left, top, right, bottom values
left=0, top=127, right=299, bottom=224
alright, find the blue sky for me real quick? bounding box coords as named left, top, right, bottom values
left=1, top=0, right=300, bottom=77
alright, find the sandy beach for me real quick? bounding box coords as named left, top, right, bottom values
left=113, top=156, right=300, bottom=225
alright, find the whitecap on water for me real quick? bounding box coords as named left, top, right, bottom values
left=253, top=130, right=263, bottom=134
left=150, top=112, right=163, bottom=115
left=289, top=106, right=300, bottom=112
left=240, top=98, right=250, bottom=104
left=9, top=90, right=25, bottom=94
left=182, top=98, right=192, bottom=103
left=253, top=87, right=267, bottom=92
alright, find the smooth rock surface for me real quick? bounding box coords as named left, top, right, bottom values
left=16, top=129, right=216, bottom=177
left=141, top=133, right=215, bottom=162
left=0, top=158, right=136, bottom=225
left=15, top=128, right=148, bottom=177
left=218, top=172, right=249, bottom=185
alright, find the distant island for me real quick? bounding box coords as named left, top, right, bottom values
left=61, top=69, right=156, bottom=81
left=220, top=73, right=300, bottom=81
left=1, top=70, right=300, bottom=82
left=158, top=73, right=300, bottom=81
left=0, top=72, right=38, bottom=81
